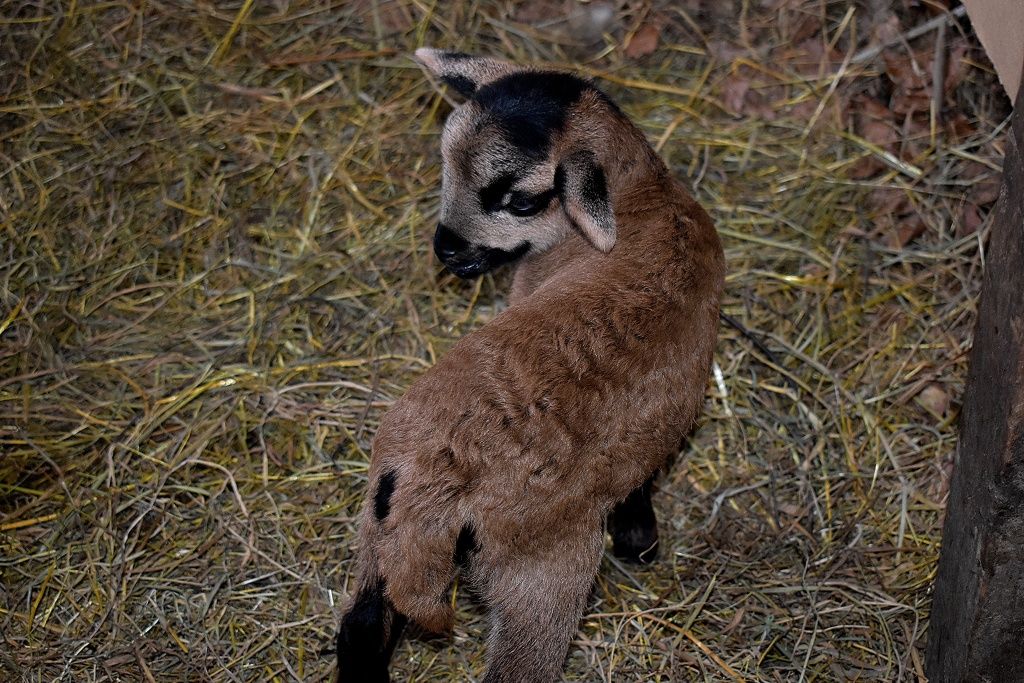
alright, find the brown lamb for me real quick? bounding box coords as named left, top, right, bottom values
left=335, top=49, right=725, bottom=683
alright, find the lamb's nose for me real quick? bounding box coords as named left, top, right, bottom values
left=433, top=224, right=469, bottom=260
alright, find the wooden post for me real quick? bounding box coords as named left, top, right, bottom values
left=926, top=74, right=1024, bottom=680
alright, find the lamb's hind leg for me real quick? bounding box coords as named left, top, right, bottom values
left=481, top=521, right=604, bottom=683
left=608, top=475, right=659, bottom=563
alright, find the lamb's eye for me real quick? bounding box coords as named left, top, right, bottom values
left=505, top=190, right=553, bottom=217
left=506, top=194, right=541, bottom=217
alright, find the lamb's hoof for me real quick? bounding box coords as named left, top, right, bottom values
left=611, top=526, right=660, bottom=564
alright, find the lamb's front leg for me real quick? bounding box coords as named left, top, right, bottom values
left=608, top=475, right=659, bottom=564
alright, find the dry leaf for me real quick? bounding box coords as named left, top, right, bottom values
left=970, top=175, right=1003, bottom=207
left=891, top=217, right=927, bottom=249
left=777, top=502, right=806, bottom=518
left=945, top=112, right=974, bottom=141
left=515, top=0, right=570, bottom=24
left=870, top=188, right=911, bottom=218
left=350, top=0, right=415, bottom=33
left=883, top=50, right=931, bottom=118
left=625, top=22, right=660, bottom=58
left=788, top=38, right=843, bottom=77
left=918, top=383, right=951, bottom=419
left=723, top=607, right=747, bottom=635
left=960, top=203, right=984, bottom=237
left=849, top=95, right=899, bottom=178
left=786, top=13, right=819, bottom=44
left=722, top=74, right=751, bottom=116
left=869, top=188, right=927, bottom=248
left=944, top=40, right=969, bottom=94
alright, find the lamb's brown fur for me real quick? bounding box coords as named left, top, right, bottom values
left=337, top=50, right=724, bottom=683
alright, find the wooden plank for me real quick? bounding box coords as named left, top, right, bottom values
left=926, top=75, right=1024, bottom=680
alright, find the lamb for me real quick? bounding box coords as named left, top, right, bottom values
left=335, top=49, right=725, bottom=683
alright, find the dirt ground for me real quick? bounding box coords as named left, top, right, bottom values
left=1, top=1, right=1010, bottom=680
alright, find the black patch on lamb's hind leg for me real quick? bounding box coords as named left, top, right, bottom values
left=374, top=470, right=397, bottom=521
left=608, top=476, right=659, bottom=564
left=336, top=580, right=407, bottom=683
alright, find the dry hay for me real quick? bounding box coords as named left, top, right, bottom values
left=0, top=1, right=1009, bottom=681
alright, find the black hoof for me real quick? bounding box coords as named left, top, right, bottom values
left=609, top=476, right=660, bottom=564
left=610, top=524, right=660, bottom=564
left=336, top=580, right=405, bottom=683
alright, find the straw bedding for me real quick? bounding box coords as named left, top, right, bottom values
left=0, top=1, right=1009, bottom=680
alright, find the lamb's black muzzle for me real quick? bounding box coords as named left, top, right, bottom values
left=433, top=223, right=531, bottom=279
left=433, top=223, right=468, bottom=260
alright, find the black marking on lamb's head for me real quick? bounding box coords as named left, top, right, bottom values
left=478, top=173, right=518, bottom=213
left=555, top=155, right=609, bottom=215
left=473, top=72, right=592, bottom=159
left=374, top=470, right=397, bottom=521
left=434, top=236, right=531, bottom=279
left=441, top=74, right=477, bottom=98
left=579, top=162, right=608, bottom=206
left=417, top=50, right=623, bottom=268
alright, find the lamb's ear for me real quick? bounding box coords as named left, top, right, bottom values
left=556, top=150, right=616, bottom=253
left=413, top=48, right=518, bottom=99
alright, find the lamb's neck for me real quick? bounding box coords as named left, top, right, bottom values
left=509, top=123, right=676, bottom=303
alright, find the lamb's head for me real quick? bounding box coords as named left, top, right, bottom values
left=415, top=48, right=618, bottom=279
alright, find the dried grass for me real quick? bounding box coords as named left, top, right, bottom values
left=0, top=1, right=1009, bottom=681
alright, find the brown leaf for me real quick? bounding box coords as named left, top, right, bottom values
left=723, top=607, right=747, bottom=635
left=515, top=0, right=570, bottom=24
left=788, top=38, right=843, bottom=77
left=960, top=203, right=984, bottom=237
left=777, top=502, right=806, bottom=518
left=789, top=98, right=819, bottom=121
left=870, top=187, right=911, bottom=217
left=849, top=95, right=899, bottom=178
left=891, top=217, right=927, bottom=249
left=883, top=51, right=931, bottom=118
left=869, top=188, right=926, bottom=248
left=624, top=22, right=660, bottom=58
left=721, top=74, right=751, bottom=116
left=917, top=383, right=951, bottom=420
left=786, top=13, right=820, bottom=44
left=349, top=0, right=415, bottom=33
left=944, top=112, right=974, bottom=141
left=970, top=175, right=1003, bottom=207
left=944, top=40, right=969, bottom=94
left=742, top=90, right=780, bottom=121
left=860, top=117, right=892, bottom=145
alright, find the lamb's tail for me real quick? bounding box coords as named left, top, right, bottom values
left=337, top=468, right=464, bottom=678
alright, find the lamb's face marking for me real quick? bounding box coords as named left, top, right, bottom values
left=433, top=93, right=573, bottom=278
left=415, top=49, right=619, bottom=277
